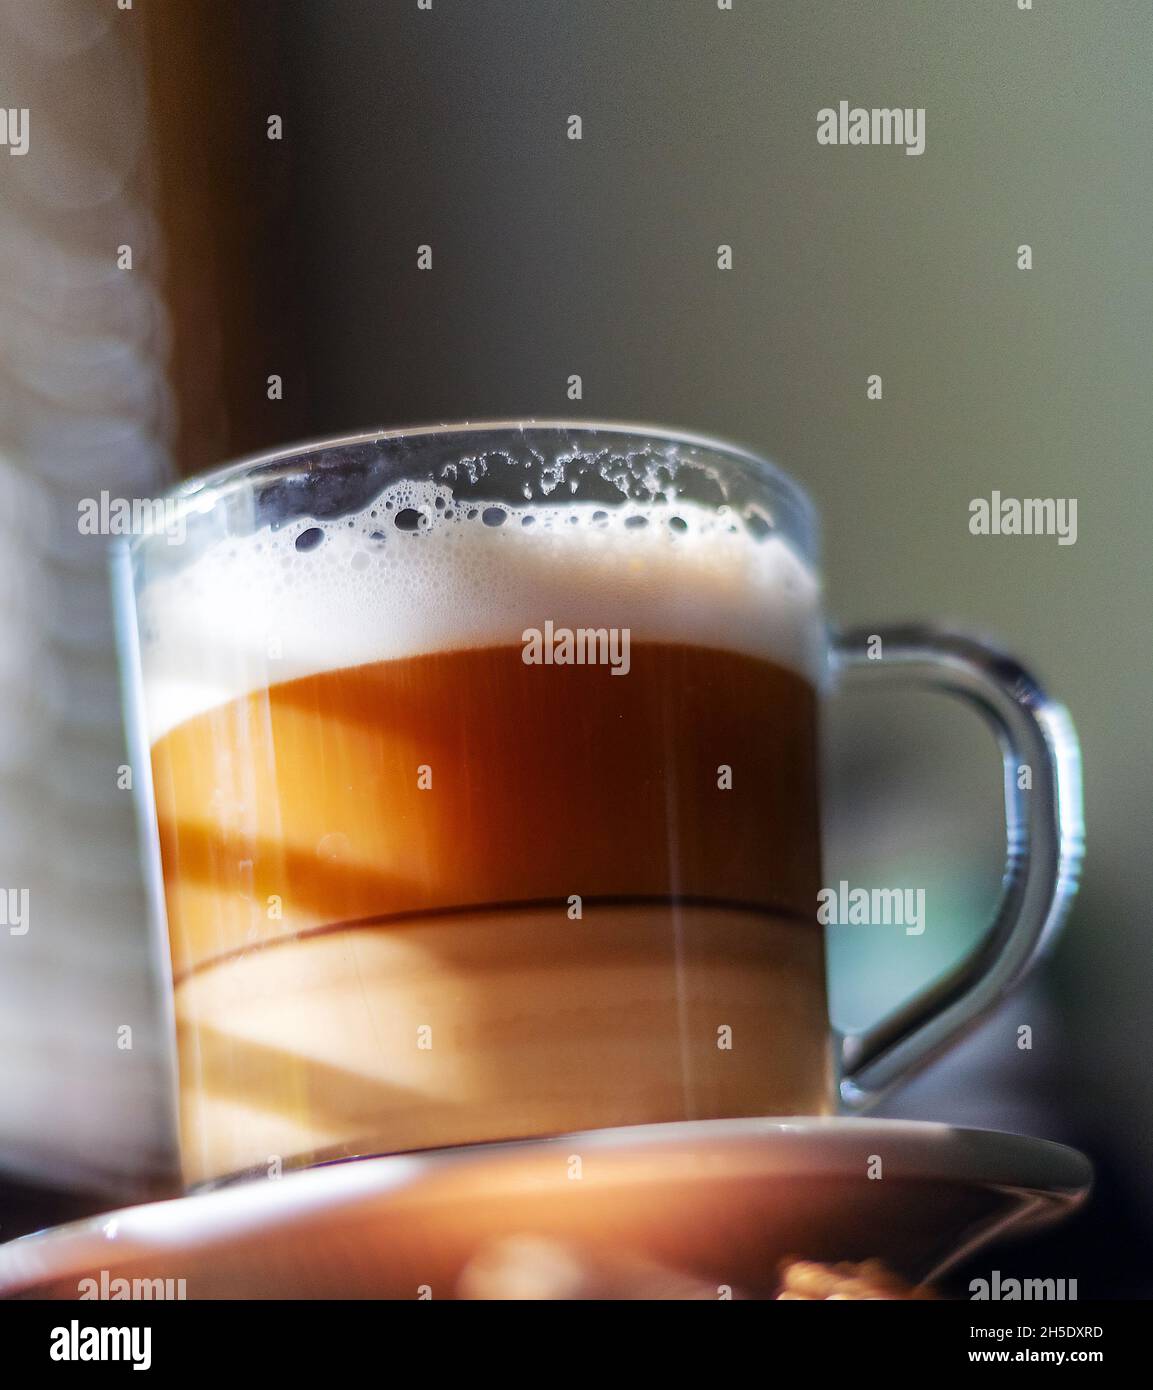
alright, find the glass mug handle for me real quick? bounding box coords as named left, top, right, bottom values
left=830, top=625, right=1084, bottom=1109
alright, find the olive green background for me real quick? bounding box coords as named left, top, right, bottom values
left=269, top=0, right=1152, bottom=1217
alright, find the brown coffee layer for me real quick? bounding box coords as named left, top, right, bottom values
left=151, top=643, right=822, bottom=980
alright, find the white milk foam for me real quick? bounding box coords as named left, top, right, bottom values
left=138, top=481, right=826, bottom=743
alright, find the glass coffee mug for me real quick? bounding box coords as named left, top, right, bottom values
left=119, top=423, right=1082, bottom=1188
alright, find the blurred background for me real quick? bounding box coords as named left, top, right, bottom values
left=0, top=0, right=1148, bottom=1294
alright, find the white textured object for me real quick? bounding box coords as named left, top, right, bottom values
left=138, top=487, right=824, bottom=742
left=0, top=0, right=174, bottom=1194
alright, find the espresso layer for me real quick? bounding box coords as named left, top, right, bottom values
left=152, top=643, right=821, bottom=980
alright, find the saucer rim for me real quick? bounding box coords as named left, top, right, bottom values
left=0, top=1117, right=1093, bottom=1296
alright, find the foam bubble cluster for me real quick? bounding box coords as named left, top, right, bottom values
left=136, top=480, right=824, bottom=741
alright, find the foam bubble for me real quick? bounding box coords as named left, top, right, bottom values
left=137, top=481, right=825, bottom=742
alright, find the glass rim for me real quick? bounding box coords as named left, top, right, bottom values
left=150, top=418, right=820, bottom=564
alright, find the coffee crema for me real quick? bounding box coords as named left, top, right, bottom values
left=141, top=490, right=831, bottom=1186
